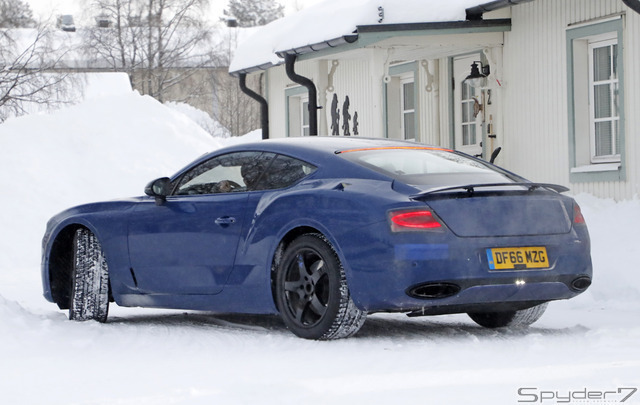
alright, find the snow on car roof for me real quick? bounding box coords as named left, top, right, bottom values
left=229, top=0, right=491, bottom=75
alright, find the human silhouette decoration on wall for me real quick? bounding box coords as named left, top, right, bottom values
left=330, top=94, right=340, bottom=135
left=353, top=111, right=359, bottom=135
left=329, top=94, right=359, bottom=136
left=342, top=96, right=351, bottom=136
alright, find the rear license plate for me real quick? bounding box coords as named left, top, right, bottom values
left=486, top=247, right=549, bottom=270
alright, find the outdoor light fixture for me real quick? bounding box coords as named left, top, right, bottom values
left=464, top=61, right=490, bottom=88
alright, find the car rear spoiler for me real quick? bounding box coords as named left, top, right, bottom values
left=410, top=182, right=570, bottom=200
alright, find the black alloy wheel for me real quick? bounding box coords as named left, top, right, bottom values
left=276, top=234, right=366, bottom=340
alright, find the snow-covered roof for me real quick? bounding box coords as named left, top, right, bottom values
left=229, top=0, right=509, bottom=75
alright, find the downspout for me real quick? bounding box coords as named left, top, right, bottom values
left=239, top=73, right=269, bottom=140
left=284, top=54, right=318, bottom=136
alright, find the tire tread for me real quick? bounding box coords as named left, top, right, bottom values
left=69, top=228, right=109, bottom=322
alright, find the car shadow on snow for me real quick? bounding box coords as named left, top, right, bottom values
left=105, top=310, right=589, bottom=341
left=355, top=315, right=590, bottom=341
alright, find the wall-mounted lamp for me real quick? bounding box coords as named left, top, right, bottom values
left=464, top=61, right=490, bottom=88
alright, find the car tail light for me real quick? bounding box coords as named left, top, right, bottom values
left=389, top=209, right=443, bottom=232
left=573, top=203, right=586, bottom=225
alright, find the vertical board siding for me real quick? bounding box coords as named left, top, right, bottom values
left=329, top=59, right=377, bottom=137
left=266, top=66, right=288, bottom=139
left=418, top=60, right=441, bottom=146
left=504, top=0, right=635, bottom=200
left=266, top=59, right=379, bottom=138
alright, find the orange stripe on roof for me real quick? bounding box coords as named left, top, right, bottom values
left=336, top=146, right=453, bottom=154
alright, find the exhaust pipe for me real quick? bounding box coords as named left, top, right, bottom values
left=408, top=282, right=460, bottom=299
left=570, top=276, right=592, bottom=291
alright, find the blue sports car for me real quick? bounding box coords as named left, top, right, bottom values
left=41, top=137, right=592, bottom=339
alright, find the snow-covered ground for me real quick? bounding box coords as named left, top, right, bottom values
left=0, top=85, right=639, bottom=404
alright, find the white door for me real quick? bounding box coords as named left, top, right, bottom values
left=453, top=54, right=483, bottom=157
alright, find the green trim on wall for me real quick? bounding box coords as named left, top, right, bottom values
left=566, top=18, right=626, bottom=183
left=388, top=61, right=417, bottom=76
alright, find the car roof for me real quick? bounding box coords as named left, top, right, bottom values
left=217, top=136, right=445, bottom=158
left=174, top=137, right=452, bottom=181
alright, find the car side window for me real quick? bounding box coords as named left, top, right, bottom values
left=173, top=152, right=274, bottom=195
left=253, top=155, right=317, bottom=191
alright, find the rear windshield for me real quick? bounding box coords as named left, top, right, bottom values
left=339, top=148, right=520, bottom=187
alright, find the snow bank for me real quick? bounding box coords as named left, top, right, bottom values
left=165, top=101, right=231, bottom=138
left=0, top=90, right=221, bottom=271
left=575, top=194, right=640, bottom=304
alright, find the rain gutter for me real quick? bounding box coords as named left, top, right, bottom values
left=465, top=0, right=536, bottom=20
left=239, top=73, right=269, bottom=140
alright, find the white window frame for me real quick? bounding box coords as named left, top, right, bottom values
left=460, top=81, right=477, bottom=147
left=588, top=35, right=620, bottom=163
left=300, top=96, right=310, bottom=136
left=400, top=76, right=416, bottom=141
left=566, top=17, right=625, bottom=183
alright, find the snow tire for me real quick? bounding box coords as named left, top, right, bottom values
left=275, top=233, right=366, bottom=340
left=69, top=227, right=109, bottom=322
left=468, top=302, right=548, bottom=328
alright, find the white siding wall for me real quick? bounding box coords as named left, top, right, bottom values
left=503, top=0, right=637, bottom=199
left=417, top=60, right=442, bottom=145
left=327, top=58, right=380, bottom=138
left=265, top=57, right=383, bottom=138
left=266, top=65, right=289, bottom=139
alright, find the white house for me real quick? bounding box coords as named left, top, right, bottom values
left=230, top=0, right=640, bottom=200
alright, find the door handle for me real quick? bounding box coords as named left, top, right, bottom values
left=214, top=216, right=236, bottom=227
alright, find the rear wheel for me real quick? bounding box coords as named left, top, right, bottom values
left=69, top=228, right=109, bottom=322
left=275, top=234, right=366, bottom=340
left=468, top=303, right=548, bottom=328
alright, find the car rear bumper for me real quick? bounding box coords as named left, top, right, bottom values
left=339, top=222, right=592, bottom=314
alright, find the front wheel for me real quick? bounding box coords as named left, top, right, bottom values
left=275, top=234, right=366, bottom=340
left=468, top=303, right=548, bottom=328
left=69, top=228, right=110, bottom=322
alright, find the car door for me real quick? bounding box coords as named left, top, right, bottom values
left=127, top=151, right=273, bottom=295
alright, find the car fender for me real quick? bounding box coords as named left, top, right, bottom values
left=241, top=180, right=397, bottom=310
left=42, top=201, right=137, bottom=304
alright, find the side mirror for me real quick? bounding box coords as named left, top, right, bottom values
left=144, top=177, right=171, bottom=205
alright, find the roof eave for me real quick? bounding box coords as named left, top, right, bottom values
left=465, top=0, right=536, bottom=20
left=229, top=0, right=529, bottom=76
left=355, top=18, right=512, bottom=34
left=230, top=61, right=278, bottom=77
left=274, top=19, right=511, bottom=62
left=276, top=34, right=359, bottom=58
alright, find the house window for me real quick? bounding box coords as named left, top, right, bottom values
left=384, top=62, right=418, bottom=141
left=286, top=86, right=309, bottom=137
left=301, top=98, right=310, bottom=136
left=401, top=78, right=416, bottom=141
left=567, top=18, right=625, bottom=182
left=460, top=82, right=477, bottom=146
left=589, top=37, right=619, bottom=162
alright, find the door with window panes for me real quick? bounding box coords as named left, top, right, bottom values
left=454, top=54, right=483, bottom=157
